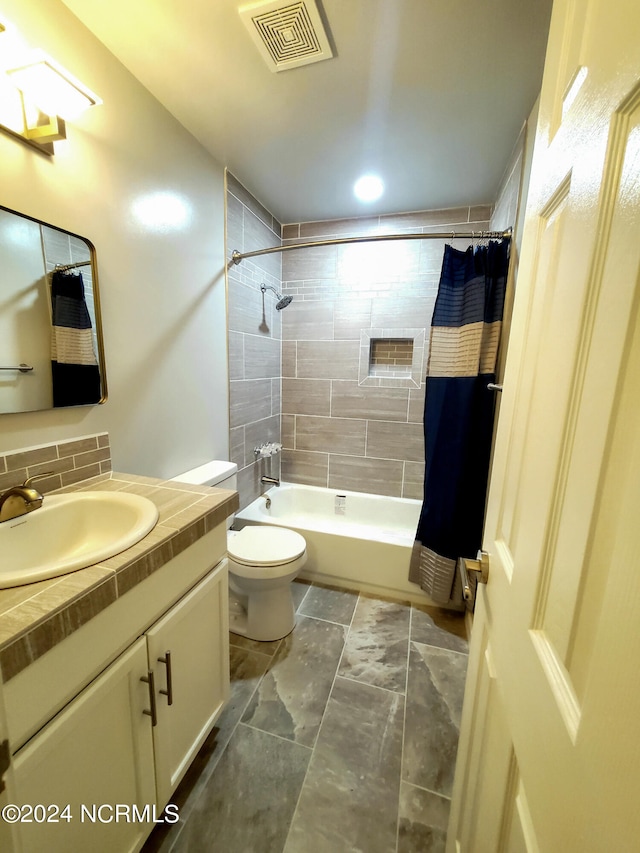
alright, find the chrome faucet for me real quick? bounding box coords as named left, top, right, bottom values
left=0, top=473, right=53, bottom=522
left=260, top=475, right=280, bottom=487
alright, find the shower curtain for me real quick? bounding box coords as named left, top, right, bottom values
left=409, top=239, right=509, bottom=609
left=51, top=270, right=101, bottom=407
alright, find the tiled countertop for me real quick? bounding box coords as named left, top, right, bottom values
left=0, top=472, right=238, bottom=683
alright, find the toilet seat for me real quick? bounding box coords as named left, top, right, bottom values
left=227, top=526, right=306, bottom=568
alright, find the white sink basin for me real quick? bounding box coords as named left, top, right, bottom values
left=0, top=491, right=159, bottom=588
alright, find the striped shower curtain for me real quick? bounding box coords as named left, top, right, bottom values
left=51, top=270, right=101, bottom=407
left=409, top=239, right=509, bottom=609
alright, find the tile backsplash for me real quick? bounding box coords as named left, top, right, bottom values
left=0, top=433, right=111, bottom=494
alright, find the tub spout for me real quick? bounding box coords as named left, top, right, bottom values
left=261, top=475, right=280, bottom=487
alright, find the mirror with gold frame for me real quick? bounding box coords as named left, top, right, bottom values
left=0, top=204, right=107, bottom=414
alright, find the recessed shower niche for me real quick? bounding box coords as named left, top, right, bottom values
left=359, top=328, right=425, bottom=388
left=369, top=338, right=413, bottom=378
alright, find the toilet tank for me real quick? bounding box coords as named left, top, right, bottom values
left=170, top=460, right=238, bottom=490
left=171, top=461, right=238, bottom=526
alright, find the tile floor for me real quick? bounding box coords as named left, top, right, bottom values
left=143, top=581, right=469, bottom=853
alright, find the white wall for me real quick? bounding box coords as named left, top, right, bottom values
left=491, top=97, right=540, bottom=251
left=0, top=0, right=229, bottom=477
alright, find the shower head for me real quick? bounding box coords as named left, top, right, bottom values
left=260, top=283, right=293, bottom=310
left=276, top=294, right=293, bottom=310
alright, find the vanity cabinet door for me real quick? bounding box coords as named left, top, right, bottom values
left=146, top=558, right=229, bottom=807
left=0, top=687, right=18, bottom=853
left=11, top=637, right=156, bottom=853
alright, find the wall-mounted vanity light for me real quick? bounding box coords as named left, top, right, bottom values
left=0, top=21, right=101, bottom=155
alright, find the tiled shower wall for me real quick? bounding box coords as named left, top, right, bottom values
left=225, top=170, right=493, bottom=507
left=226, top=173, right=283, bottom=508
left=280, top=206, right=492, bottom=499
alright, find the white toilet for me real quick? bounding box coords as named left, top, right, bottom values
left=171, top=461, right=307, bottom=642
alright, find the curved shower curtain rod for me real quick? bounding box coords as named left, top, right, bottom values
left=230, top=228, right=512, bottom=265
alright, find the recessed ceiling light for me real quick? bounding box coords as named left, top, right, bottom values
left=354, top=174, right=384, bottom=203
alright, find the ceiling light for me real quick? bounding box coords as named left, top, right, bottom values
left=7, top=51, right=101, bottom=120
left=354, top=175, right=384, bottom=203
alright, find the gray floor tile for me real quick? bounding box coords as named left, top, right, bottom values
left=284, top=677, right=405, bottom=853
left=143, top=589, right=471, bottom=853
left=229, top=631, right=282, bottom=656
left=403, top=642, right=468, bottom=797
left=298, top=583, right=359, bottom=625
left=215, top=645, right=273, bottom=753
left=171, top=724, right=311, bottom=853
left=397, top=782, right=450, bottom=853
left=141, top=645, right=272, bottom=852
left=242, top=615, right=347, bottom=746
left=338, top=594, right=411, bottom=692
left=141, top=728, right=223, bottom=853
left=411, top=604, right=468, bottom=654
left=291, top=578, right=311, bottom=611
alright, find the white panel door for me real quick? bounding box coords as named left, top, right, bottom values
left=448, top=0, right=640, bottom=850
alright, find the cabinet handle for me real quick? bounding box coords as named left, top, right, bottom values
left=158, top=651, right=173, bottom=706
left=140, top=671, right=158, bottom=726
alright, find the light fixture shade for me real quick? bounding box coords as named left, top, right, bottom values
left=7, top=51, right=100, bottom=120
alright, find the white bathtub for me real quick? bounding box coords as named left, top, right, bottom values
left=235, top=483, right=434, bottom=604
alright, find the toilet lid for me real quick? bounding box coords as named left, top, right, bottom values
left=227, top=526, right=306, bottom=567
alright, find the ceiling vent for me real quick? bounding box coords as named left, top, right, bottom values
left=239, top=0, right=333, bottom=72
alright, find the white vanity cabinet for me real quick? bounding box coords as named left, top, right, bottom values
left=146, top=562, right=229, bottom=806
left=12, top=637, right=156, bottom=853
left=6, top=544, right=230, bottom=853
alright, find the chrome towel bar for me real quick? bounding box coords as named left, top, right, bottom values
left=0, top=364, right=33, bottom=373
